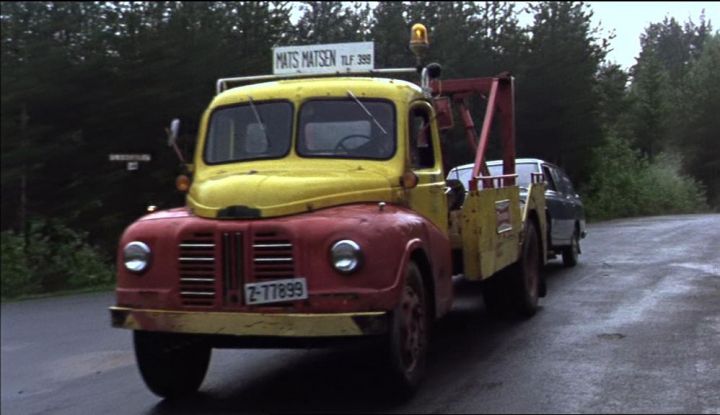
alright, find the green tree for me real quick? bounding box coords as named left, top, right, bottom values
left=626, top=53, right=671, bottom=158
left=676, top=34, right=720, bottom=206
left=595, top=62, right=630, bottom=135
left=371, top=2, right=413, bottom=69
left=516, top=1, right=608, bottom=183
left=628, top=13, right=716, bottom=205
left=295, top=1, right=370, bottom=43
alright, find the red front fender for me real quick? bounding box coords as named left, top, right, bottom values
left=115, top=203, right=452, bottom=317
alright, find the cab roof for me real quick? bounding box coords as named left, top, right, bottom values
left=210, top=77, right=425, bottom=109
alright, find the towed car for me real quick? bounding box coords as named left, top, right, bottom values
left=447, top=158, right=586, bottom=266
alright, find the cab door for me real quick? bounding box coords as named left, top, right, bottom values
left=406, top=102, right=448, bottom=233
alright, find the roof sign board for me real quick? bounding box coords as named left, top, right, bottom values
left=273, top=42, right=374, bottom=75
left=109, top=154, right=152, bottom=162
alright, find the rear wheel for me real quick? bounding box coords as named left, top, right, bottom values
left=562, top=227, right=580, bottom=267
left=134, top=331, right=211, bottom=399
left=509, top=220, right=541, bottom=317
left=385, top=261, right=429, bottom=397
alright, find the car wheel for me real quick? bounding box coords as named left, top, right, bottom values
left=482, top=220, right=541, bottom=318
left=562, top=227, right=580, bottom=267
left=385, top=261, right=428, bottom=397
left=134, top=331, right=211, bottom=399
left=509, top=220, right=541, bottom=317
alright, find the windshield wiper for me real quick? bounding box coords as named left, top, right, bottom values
left=346, top=90, right=388, bottom=135
left=247, top=95, right=269, bottom=143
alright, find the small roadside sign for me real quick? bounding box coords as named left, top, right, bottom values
left=109, top=153, right=151, bottom=171
left=108, top=154, right=152, bottom=162
left=273, top=42, right=374, bottom=75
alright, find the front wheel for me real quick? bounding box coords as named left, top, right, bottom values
left=134, top=331, right=211, bottom=399
left=385, top=261, right=429, bottom=397
left=562, top=228, right=580, bottom=267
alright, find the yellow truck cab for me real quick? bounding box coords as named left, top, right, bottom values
left=111, top=25, right=548, bottom=399
left=190, top=77, right=446, bottom=230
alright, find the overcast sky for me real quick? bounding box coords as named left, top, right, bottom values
left=290, top=1, right=719, bottom=70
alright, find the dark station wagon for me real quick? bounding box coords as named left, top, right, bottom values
left=447, top=158, right=587, bottom=266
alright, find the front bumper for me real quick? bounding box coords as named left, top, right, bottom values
left=110, top=306, right=388, bottom=337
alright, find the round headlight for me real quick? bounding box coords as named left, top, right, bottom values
left=330, top=240, right=362, bottom=274
left=124, top=241, right=151, bottom=273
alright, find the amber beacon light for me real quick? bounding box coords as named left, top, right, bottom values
left=409, top=23, right=429, bottom=61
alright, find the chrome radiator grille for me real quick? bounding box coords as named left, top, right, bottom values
left=178, top=233, right=216, bottom=306
left=252, top=232, right=295, bottom=280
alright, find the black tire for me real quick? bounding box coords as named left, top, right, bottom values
left=509, top=220, right=541, bottom=317
left=562, top=227, right=580, bottom=267
left=482, top=221, right=542, bottom=319
left=133, top=331, right=211, bottom=399
left=385, top=261, right=429, bottom=397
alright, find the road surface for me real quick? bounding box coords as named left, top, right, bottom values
left=2, top=214, right=719, bottom=414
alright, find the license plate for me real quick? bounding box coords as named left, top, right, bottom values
left=244, top=278, right=308, bottom=305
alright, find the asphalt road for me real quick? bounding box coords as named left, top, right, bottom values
left=2, top=214, right=719, bottom=414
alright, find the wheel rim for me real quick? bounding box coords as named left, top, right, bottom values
left=399, top=283, right=424, bottom=374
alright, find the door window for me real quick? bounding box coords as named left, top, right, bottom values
left=560, top=172, right=576, bottom=196
left=549, top=167, right=566, bottom=195
left=409, top=107, right=435, bottom=169
left=542, top=165, right=557, bottom=191
left=553, top=169, right=575, bottom=196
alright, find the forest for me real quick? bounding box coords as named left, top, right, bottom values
left=1, top=1, right=717, bottom=297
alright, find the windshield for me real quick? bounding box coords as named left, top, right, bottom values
left=204, top=101, right=293, bottom=164
left=448, top=162, right=539, bottom=190
left=297, top=99, right=395, bottom=160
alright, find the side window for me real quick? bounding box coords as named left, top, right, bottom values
left=549, top=167, right=566, bottom=194
left=542, top=165, right=557, bottom=191
left=560, top=171, right=576, bottom=196
left=409, top=107, right=435, bottom=169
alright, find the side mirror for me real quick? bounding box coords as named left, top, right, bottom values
left=167, top=118, right=180, bottom=147
left=445, top=179, right=466, bottom=211
left=166, top=118, right=185, bottom=164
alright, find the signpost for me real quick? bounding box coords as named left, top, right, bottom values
left=273, top=42, right=374, bottom=75
left=109, top=154, right=151, bottom=171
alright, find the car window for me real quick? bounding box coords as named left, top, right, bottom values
left=547, top=167, right=564, bottom=194
left=297, top=99, right=395, bottom=160
left=447, top=162, right=539, bottom=190
left=205, top=101, right=293, bottom=164
left=488, top=163, right=538, bottom=188
left=551, top=168, right=575, bottom=195
left=560, top=171, right=576, bottom=196
left=542, top=165, right=557, bottom=191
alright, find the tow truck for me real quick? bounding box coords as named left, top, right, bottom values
left=110, top=24, right=548, bottom=398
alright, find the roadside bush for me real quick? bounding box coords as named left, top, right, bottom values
left=0, top=219, right=114, bottom=299
left=1, top=231, right=39, bottom=298
left=583, top=135, right=708, bottom=221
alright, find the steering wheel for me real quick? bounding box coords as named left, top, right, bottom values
left=334, top=134, right=372, bottom=152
